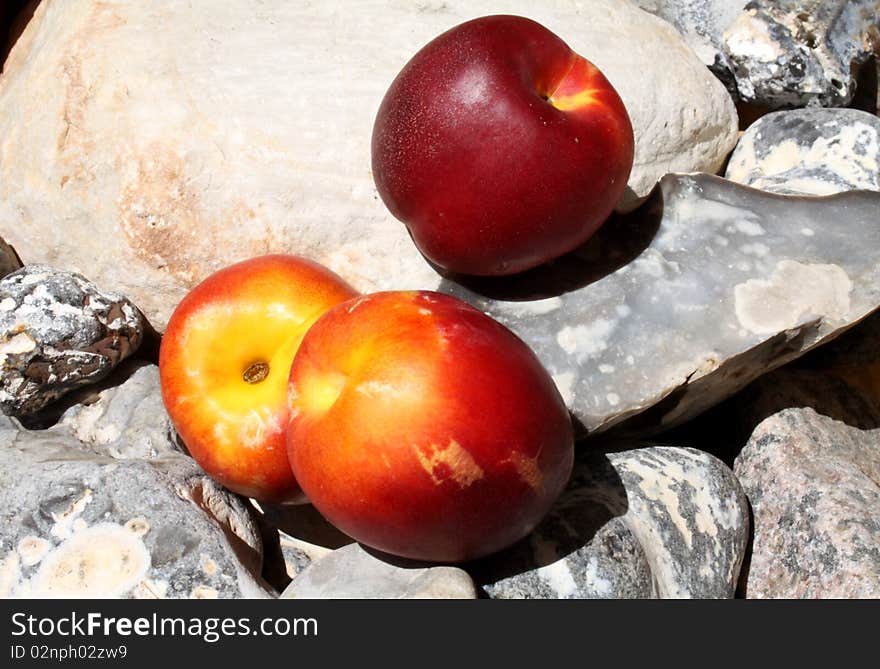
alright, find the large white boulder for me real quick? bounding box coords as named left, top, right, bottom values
left=0, top=0, right=737, bottom=329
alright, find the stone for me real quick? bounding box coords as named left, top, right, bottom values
left=722, top=0, right=880, bottom=109
left=0, top=0, right=737, bottom=330
left=55, top=363, right=179, bottom=460
left=734, top=408, right=880, bottom=598
left=277, top=532, right=333, bottom=581
left=281, top=543, right=477, bottom=599
left=0, top=265, right=146, bottom=417
left=633, top=0, right=748, bottom=85
left=0, top=234, right=21, bottom=278
left=478, top=446, right=749, bottom=598
left=440, top=173, right=880, bottom=436
left=0, top=367, right=273, bottom=598
left=725, top=108, right=880, bottom=196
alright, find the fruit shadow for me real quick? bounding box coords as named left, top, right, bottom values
left=464, top=447, right=630, bottom=597
left=257, top=447, right=631, bottom=598
left=435, top=188, right=662, bottom=302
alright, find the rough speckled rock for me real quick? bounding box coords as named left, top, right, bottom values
left=0, top=0, right=737, bottom=331
left=726, top=108, right=880, bottom=196
left=479, top=446, right=749, bottom=598
left=281, top=543, right=476, bottom=599
left=0, top=265, right=146, bottom=416
left=0, top=366, right=272, bottom=599
left=722, top=0, right=880, bottom=108
left=735, top=408, right=880, bottom=598
left=441, top=174, right=880, bottom=436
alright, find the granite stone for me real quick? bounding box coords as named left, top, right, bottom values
left=735, top=408, right=880, bottom=598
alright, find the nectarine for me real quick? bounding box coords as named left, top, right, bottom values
left=286, top=290, right=574, bottom=562
left=372, top=15, right=634, bottom=276
left=159, top=255, right=358, bottom=504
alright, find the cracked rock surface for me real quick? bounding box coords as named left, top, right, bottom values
left=0, top=265, right=146, bottom=416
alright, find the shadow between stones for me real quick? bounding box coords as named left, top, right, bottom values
left=436, top=188, right=663, bottom=302
left=258, top=501, right=355, bottom=551
left=654, top=308, right=880, bottom=470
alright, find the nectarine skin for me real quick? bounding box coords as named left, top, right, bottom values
left=286, top=291, right=574, bottom=562
left=372, top=15, right=634, bottom=276
left=159, top=255, right=358, bottom=504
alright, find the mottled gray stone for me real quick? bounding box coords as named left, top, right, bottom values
left=479, top=446, right=749, bottom=599
left=440, top=173, right=880, bottom=437
left=726, top=108, right=880, bottom=195
left=0, top=265, right=146, bottom=417
left=281, top=543, right=476, bottom=599
left=54, top=363, right=179, bottom=460
left=481, top=515, right=654, bottom=600
left=633, top=0, right=748, bottom=85
left=722, top=0, right=879, bottom=108
left=277, top=531, right=331, bottom=581
left=0, top=408, right=272, bottom=598
left=735, top=408, right=880, bottom=598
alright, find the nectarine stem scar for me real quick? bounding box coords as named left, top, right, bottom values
left=243, top=361, right=270, bottom=384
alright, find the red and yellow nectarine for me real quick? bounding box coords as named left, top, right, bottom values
left=286, top=290, right=574, bottom=562
left=159, top=255, right=358, bottom=504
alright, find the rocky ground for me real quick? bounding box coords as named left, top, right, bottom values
left=0, top=0, right=878, bottom=598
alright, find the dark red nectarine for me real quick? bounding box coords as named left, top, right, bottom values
left=372, top=14, right=634, bottom=276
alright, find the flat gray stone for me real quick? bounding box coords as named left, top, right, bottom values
left=0, top=265, right=146, bottom=417
left=478, top=446, right=749, bottom=599
left=0, top=386, right=272, bottom=598
left=735, top=408, right=880, bottom=598
left=722, top=0, right=879, bottom=108
left=281, top=543, right=476, bottom=599
left=726, top=108, right=880, bottom=195
left=440, top=173, right=880, bottom=436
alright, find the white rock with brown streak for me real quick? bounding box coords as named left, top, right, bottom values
left=0, top=0, right=737, bottom=330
